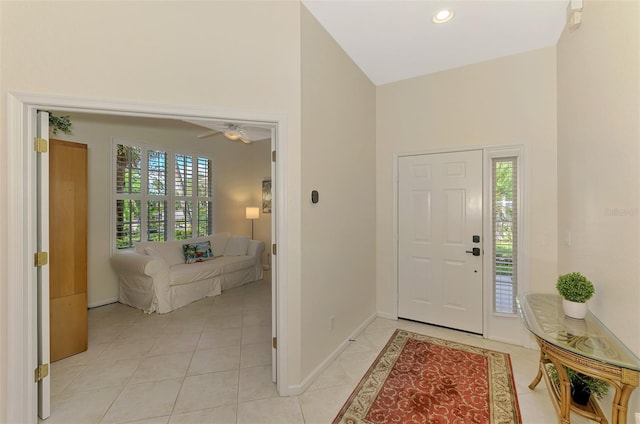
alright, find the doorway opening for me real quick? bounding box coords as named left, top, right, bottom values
left=6, top=93, right=288, bottom=423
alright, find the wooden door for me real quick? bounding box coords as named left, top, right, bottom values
left=50, top=139, right=88, bottom=361
left=398, top=150, right=483, bottom=334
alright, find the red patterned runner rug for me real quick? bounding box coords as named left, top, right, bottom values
left=333, top=329, right=522, bottom=424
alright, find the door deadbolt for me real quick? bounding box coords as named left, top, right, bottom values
left=466, top=248, right=481, bottom=256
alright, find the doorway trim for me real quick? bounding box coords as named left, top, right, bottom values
left=5, top=92, right=289, bottom=423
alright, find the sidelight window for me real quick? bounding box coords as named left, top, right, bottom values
left=492, top=157, right=518, bottom=314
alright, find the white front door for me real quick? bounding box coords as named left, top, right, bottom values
left=398, top=150, right=483, bottom=334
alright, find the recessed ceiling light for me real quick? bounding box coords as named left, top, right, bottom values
left=433, top=8, right=454, bottom=24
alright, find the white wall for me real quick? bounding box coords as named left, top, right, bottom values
left=54, top=113, right=271, bottom=307
left=376, top=47, right=559, bottom=321
left=0, top=1, right=303, bottom=418
left=557, top=0, right=640, bottom=414
left=300, top=7, right=377, bottom=378
left=209, top=133, right=272, bottom=257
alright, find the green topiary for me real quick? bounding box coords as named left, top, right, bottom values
left=556, top=272, right=594, bottom=303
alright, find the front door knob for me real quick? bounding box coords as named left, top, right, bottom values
left=465, top=248, right=481, bottom=256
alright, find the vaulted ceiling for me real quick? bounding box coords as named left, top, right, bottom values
left=302, top=0, right=568, bottom=85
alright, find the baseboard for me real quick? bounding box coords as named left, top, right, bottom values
left=88, top=297, right=119, bottom=309
left=376, top=311, right=397, bottom=320
left=285, top=312, right=377, bottom=396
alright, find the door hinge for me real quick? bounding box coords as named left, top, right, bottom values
left=272, top=150, right=276, bottom=162
left=272, top=337, right=277, bottom=349
left=35, top=363, right=49, bottom=382
left=34, top=137, right=48, bottom=153
left=272, top=243, right=277, bottom=256
left=34, top=251, right=48, bottom=267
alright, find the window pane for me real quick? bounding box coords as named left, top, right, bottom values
left=148, top=150, right=167, bottom=195
left=175, top=201, right=192, bottom=240
left=116, top=144, right=141, bottom=194
left=175, top=154, right=193, bottom=197
left=197, top=201, right=212, bottom=237
left=197, top=158, right=212, bottom=197
left=147, top=200, right=167, bottom=241
left=493, top=158, right=518, bottom=314
left=116, top=199, right=141, bottom=249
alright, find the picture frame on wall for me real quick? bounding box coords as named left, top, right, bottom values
left=262, top=180, right=272, bottom=213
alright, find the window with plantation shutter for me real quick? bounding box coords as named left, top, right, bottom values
left=196, top=158, right=213, bottom=237
left=175, top=154, right=193, bottom=197
left=492, top=157, right=518, bottom=314
left=115, top=145, right=142, bottom=249
left=174, top=154, right=193, bottom=240
left=147, top=150, right=168, bottom=242
left=113, top=141, right=213, bottom=249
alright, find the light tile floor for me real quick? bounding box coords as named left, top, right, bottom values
left=46, top=272, right=597, bottom=423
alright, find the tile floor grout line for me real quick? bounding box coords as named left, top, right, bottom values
left=167, top=301, right=214, bottom=421
left=234, top=290, right=248, bottom=423
left=99, top=326, right=155, bottom=424
left=52, top=361, right=89, bottom=398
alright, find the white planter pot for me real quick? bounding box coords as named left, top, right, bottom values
left=562, top=299, right=588, bottom=319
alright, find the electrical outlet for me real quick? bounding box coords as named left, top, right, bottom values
left=330, top=315, right=335, bottom=331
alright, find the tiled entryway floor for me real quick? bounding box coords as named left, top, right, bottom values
left=46, top=272, right=596, bottom=423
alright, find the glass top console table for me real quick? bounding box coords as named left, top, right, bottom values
left=518, top=293, right=640, bottom=424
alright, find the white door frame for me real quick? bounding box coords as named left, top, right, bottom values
left=392, top=145, right=529, bottom=342
left=35, top=111, right=51, bottom=419
left=5, top=92, right=290, bottom=423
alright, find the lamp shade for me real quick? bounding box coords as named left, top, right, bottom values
left=246, top=207, right=259, bottom=220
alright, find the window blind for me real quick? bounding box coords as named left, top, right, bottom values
left=492, top=157, right=518, bottom=314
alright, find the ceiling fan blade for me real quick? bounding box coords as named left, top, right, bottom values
left=242, top=126, right=271, bottom=141
left=197, top=129, right=218, bottom=139
left=240, top=136, right=253, bottom=144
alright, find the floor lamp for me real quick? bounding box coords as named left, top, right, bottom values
left=246, top=207, right=259, bottom=240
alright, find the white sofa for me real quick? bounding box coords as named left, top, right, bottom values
left=110, top=232, right=264, bottom=313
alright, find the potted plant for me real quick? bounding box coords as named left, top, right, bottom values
left=556, top=272, right=594, bottom=319
left=547, top=364, right=609, bottom=406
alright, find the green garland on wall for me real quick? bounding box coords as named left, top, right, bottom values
left=48, top=113, right=73, bottom=135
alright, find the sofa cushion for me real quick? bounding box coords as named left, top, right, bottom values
left=135, top=232, right=232, bottom=265
left=146, top=239, right=185, bottom=266
left=205, top=232, right=230, bottom=256
left=169, top=255, right=256, bottom=285
left=143, top=246, right=159, bottom=257
left=224, top=236, right=250, bottom=256
left=182, top=241, right=215, bottom=264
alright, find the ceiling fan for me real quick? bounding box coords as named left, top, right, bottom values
left=196, top=122, right=269, bottom=144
